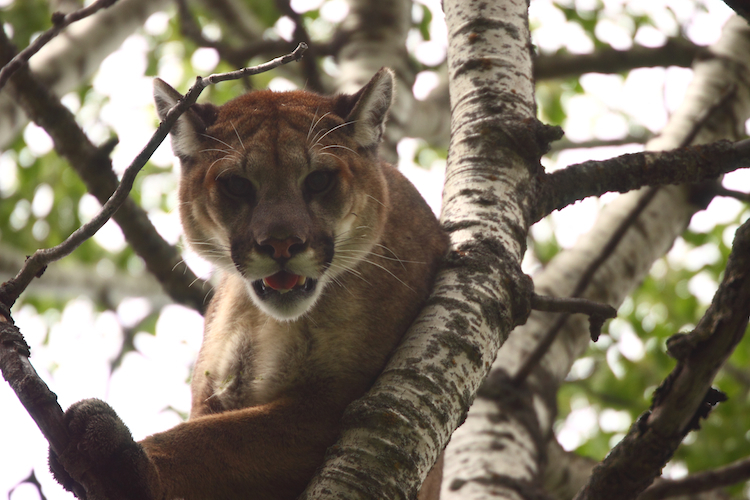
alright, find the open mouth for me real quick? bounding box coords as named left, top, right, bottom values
left=252, top=270, right=317, bottom=296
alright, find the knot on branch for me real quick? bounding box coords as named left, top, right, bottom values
left=0, top=300, right=13, bottom=323
left=0, top=321, right=29, bottom=357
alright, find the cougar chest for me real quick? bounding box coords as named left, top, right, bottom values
left=198, top=275, right=312, bottom=410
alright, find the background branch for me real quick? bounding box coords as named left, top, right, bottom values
left=534, top=38, right=703, bottom=80
left=638, top=456, right=750, bottom=500
left=0, top=0, right=119, bottom=91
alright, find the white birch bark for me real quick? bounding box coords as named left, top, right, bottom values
left=0, top=0, right=169, bottom=148
left=302, top=0, right=537, bottom=497
left=442, top=15, right=750, bottom=500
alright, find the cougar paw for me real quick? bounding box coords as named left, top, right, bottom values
left=49, top=399, right=157, bottom=500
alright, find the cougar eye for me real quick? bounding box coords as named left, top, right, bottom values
left=305, top=170, right=335, bottom=194
left=219, top=175, right=254, bottom=198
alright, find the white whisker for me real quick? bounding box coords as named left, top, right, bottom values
left=307, top=106, right=321, bottom=142
left=313, top=120, right=357, bottom=148
left=230, top=122, right=246, bottom=152
left=308, top=111, right=332, bottom=145
left=200, top=133, right=235, bottom=151
left=317, top=144, right=359, bottom=157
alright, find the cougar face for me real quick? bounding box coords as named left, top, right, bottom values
left=154, top=72, right=394, bottom=320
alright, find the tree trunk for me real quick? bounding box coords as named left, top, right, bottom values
left=442, top=14, right=750, bottom=500
left=302, top=0, right=539, bottom=497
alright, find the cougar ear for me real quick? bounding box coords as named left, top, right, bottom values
left=153, top=78, right=218, bottom=159
left=334, top=68, right=394, bottom=148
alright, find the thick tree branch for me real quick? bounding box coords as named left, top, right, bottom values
left=534, top=138, right=750, bottom=223
left=534, top=38, right=703, bottom=81
left=0, top=317, right=78, bottom=493
left=0, top=0, right=119, bottom=91
left=574, top=216, right=750, bottom=500
left=544, top=439, right=731, bottom=500
left=304, top=0, right=537, bottom=497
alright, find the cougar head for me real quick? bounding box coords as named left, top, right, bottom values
left=154, top=69, right=395, bottom=320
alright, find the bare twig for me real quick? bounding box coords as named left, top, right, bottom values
left=0, top=0, right=119, bottom=91
left=531, top=294, right=617, bottom=318
left=0, top=28, right=212, bottom=312
left=0, top=42, right=307, bottom=308
left=638, top=455, right=750, bottom=500
left=513, top=186, right=661, bottom=384
left=719, top=1, right=750, bottom=23
left=274, top=0, right=323, bottom=92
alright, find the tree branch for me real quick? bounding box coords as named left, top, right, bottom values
left=0, top=0, right=119, bottom=91
left=274, top=0, right=324, bottom=92
left=534, top=138, right=750, bottom=223
left=534, top=38, right=703, bottom=81
left=638, top=455, right=750, bottom=500
left=720, top=1, right=750, bottom=23
left=547, top=134, right=651, bottom=153
left=0, top=318, right=71, bottom=480
left=0, top=0, right=170, bottom=149
left=574, top=216, right=750, bottom=500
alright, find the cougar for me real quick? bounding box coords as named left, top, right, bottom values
left=50, top=68, right=448, bottom=499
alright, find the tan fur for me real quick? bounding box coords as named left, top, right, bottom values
left=51, top=70, right=447, bottom=500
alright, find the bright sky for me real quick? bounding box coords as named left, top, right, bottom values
left=1, top=0, right=748, bottom=498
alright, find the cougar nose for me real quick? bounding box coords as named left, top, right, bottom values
left=259, top=237, right=305, bottom=259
